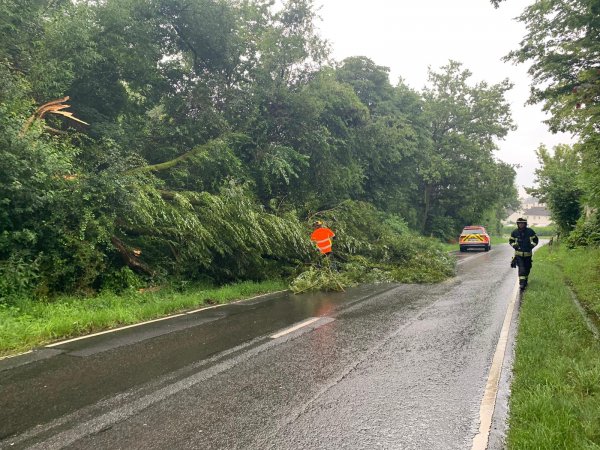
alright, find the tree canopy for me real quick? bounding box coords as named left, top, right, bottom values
left=507, top=0, right=600, bottom=242
left=0, top=0, right=518, bottom=299
left=528, top=144, right=583, bottom=234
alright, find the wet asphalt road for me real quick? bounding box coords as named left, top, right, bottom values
left=1, top=243, right=519, bottom=449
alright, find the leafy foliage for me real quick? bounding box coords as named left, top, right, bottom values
left=528, top=144, right=583, bottom=234
left=507, top=0, right=600, bottom=242
left=289, top=264, right=351, bottom=294
left=0, top=0, right=517, bottom=299
left=565, top=213, right=600, bottom=248
left=419, top=61, right=516, bottom=238
left=290, top=201, right=455, bottom=292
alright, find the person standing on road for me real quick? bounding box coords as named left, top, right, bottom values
left=509, top=217, right=539, bottom=291
left=310, top=220, right=335, bottom=257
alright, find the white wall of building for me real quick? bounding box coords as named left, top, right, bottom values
left=504, top=196, right=553, bottom=227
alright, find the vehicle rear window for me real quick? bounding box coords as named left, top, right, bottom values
left=461, top=229, right=484, bottom=234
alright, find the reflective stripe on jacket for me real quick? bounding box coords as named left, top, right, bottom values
left=509, top=227, right=539, bottom=253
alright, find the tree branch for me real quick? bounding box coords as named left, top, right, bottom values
left=110, top=236, right=154, bottom=276
left=123, top=140, right=221, bottom=175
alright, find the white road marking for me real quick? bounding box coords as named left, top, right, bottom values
left=184, top=304, right=228, bottom=314
left=24, top=335, right=285, bottom=450
left=10, top=315, right=334, bottom=448
left=270, top=317, right=322, bottom=339
left=471, top=280, right=520, bottom=450
left=456, top=251, right=490, bottom=265
left=0, top=350, right=33, bottom=361
left=45, top=314, right=187, bottom=347
left=46, top=290, right=288, bottom=348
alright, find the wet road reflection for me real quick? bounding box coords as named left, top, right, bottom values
left=1, top=244, right=518, bottom=449
left=0, top=285, right=395, bottom=439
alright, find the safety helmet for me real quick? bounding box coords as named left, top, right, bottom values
left=516, top=217, right=527, bottom=225
left=313, top=220, right=323, bottom=227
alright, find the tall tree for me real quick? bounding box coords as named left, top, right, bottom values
left=335, top=58, right=427, bottom=225
left=0, top=0, right=520, bottom=295
left=336, top=57, right=394, bottom=112
left=420, top=61, right=515, bottom=237
left=506, top=0, right=600, bottom=209
left=528, top=144, right=583, bottom=234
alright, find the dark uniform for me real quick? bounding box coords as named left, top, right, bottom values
left=509, top=218, right=539, bottom=290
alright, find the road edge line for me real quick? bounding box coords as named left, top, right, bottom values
left=471, top=279, right=519, bottom=450
left=45, top=290, right=288, bottom=348
left=0, top=350, right=33, bottom=361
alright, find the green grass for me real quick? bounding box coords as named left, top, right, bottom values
left=0, top=279, right=286, bottom=357
left=507, top=245, right=600, bottom=449
left=557, top=247, right=600, bottom=325
left=503, top=224, right=557, bottom=237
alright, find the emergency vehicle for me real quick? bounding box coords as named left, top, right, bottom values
left=459, top=225, right=491, bottom=252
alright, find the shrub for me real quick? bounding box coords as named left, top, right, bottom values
left=101, top=267, right=145, bottom=293
left=565, top=214, right=600, bottom=248
left=0, top=254, right=40, bottom=305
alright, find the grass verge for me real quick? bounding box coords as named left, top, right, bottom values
left=0, top=279, right=286, bottom=358
left=507, top=245, right=600, bottom=448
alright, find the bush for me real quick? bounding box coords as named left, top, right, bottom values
left=0, top=254, right=40, bottom=305
left=428, top=215, right=458, bottom=241
left=565, top=214, right=600, bottom=248
left=101, top=267, right=145, bottom=293
left=289, top=264, right=352, bottom=294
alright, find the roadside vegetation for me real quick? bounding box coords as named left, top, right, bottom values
left=0, top=203, right=457, bottom=357
left=493, top=0, right=600, bottom=444
left=0, top=280, right=286, bottom=357
left=0, top=202, right=456, bottom=357
left=290, top=202, right=456, bottom=293
left=507, top=244, right=600, bottom=448
left=1, top=0, right=515, bottom=354
left=502, top=224, right=556, bottom=237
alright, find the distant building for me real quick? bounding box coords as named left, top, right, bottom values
left=522, top=206, right=553, bottom=227
left=504, top=196, right=553, bottom=227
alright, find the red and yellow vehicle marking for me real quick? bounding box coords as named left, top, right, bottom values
left=459, top=234, right=487, bottom=243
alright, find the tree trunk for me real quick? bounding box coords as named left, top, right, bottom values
left=110, top=236, right=154, bottom=276
left=421, top=183, right=433, bottom=233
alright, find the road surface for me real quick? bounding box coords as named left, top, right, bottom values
left=0, top=243, right=521, bottom=449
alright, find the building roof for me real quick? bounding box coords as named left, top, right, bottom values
left=524, top=206, right=550, bottom=216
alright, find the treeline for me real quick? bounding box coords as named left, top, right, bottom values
left=0, top=0, right=517, bottom=298
left=507, top=0, right=600, bottom=247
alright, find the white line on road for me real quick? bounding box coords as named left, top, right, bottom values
left=0, top=350, right=33, bottom=361
left=45, top=314, right=187, bottom=347
left=471, top=280, right=520, bottom=450
left=45, top=290, right=288, bottom=349
left=9, top=315, right=334, bottom=448
left=23, top=336, right=284, bottom=450
left=456, top=251, right=490, bottom=265
left=270, top=317, right=322, bottom=339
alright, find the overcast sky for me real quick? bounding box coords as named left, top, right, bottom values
left=313, top=0, right=574, bottom=192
